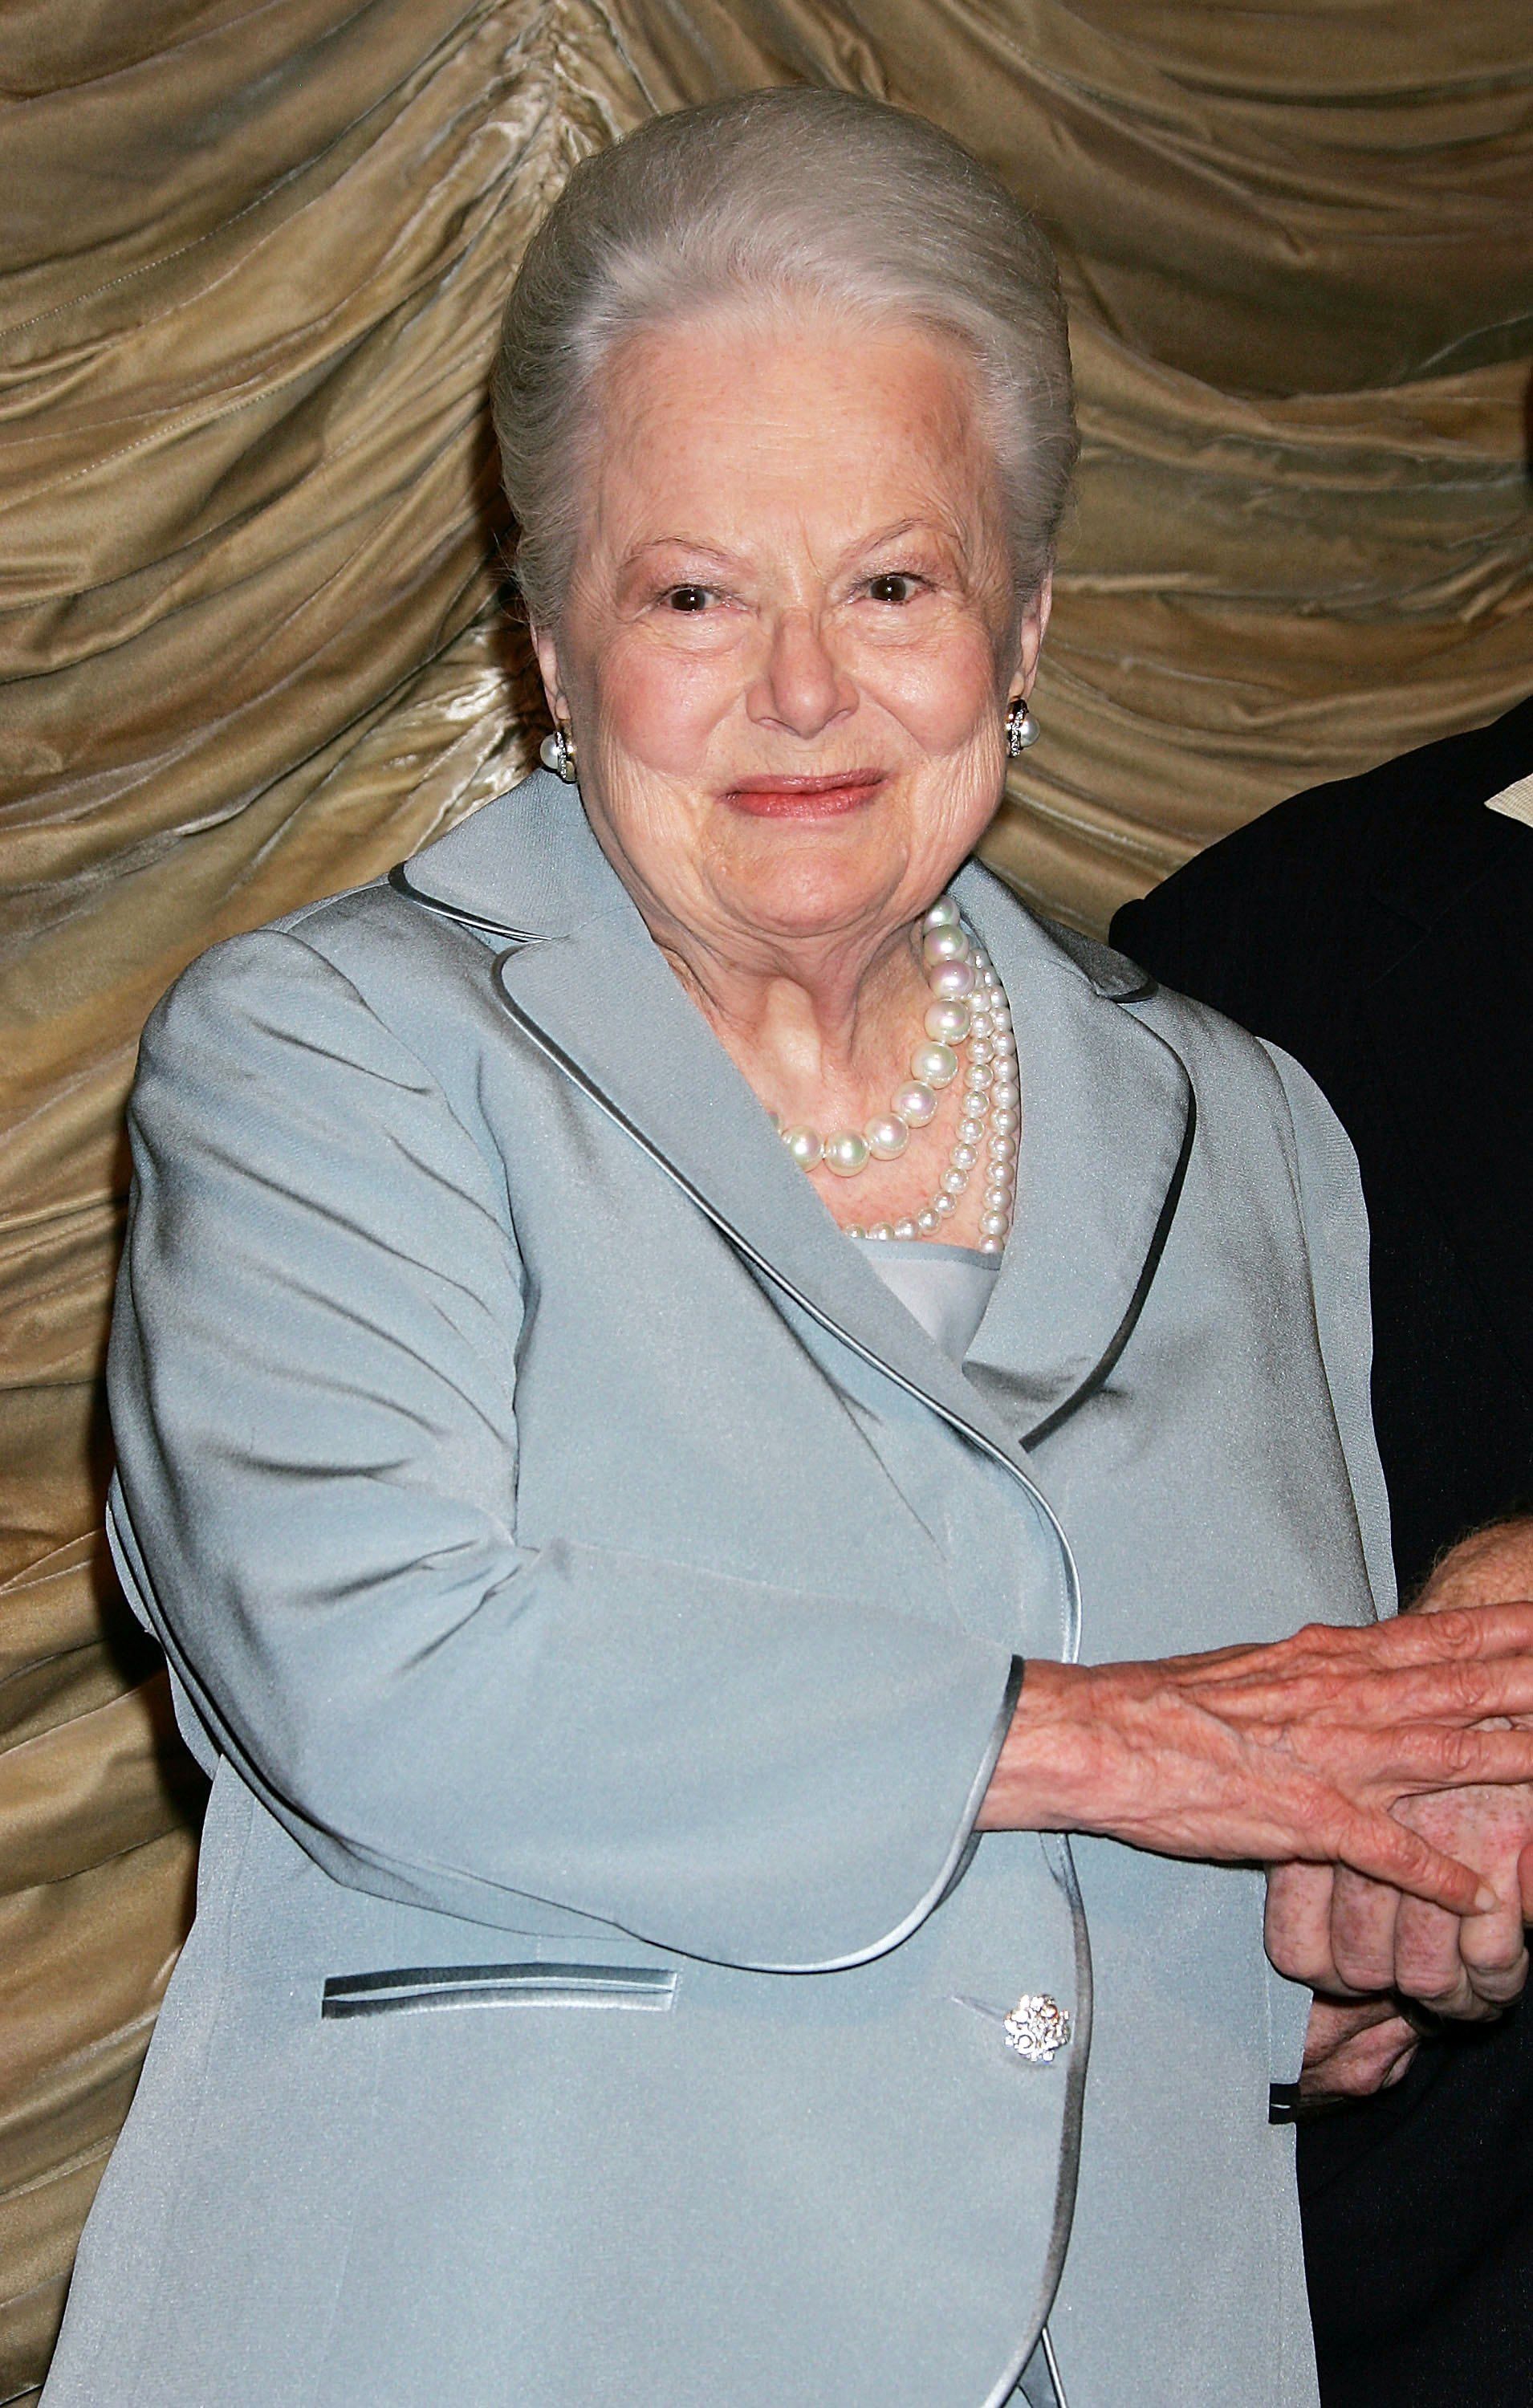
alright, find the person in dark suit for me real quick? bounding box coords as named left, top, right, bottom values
left=1112, top=693, right=1533, bottom=2408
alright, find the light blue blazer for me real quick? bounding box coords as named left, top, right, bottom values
left=43, top=771, right=1391, bottom=2407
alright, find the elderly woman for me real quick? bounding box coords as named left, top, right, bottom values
left=43, top=90, right=1533, bottom=2408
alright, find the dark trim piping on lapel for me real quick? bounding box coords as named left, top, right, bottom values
left=388, top=859, right=548, bottom=948
left=1019, top=1831, right=1092, bottom=2408
left=1035, top=913, right=1158, bottom=1007
left=953, top=868, right=1198, bottom=1451
left=1020, top=1078, right=1198, bottom=1451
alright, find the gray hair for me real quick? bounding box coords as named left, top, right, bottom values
left=492, top=88, right=1076, bottom=628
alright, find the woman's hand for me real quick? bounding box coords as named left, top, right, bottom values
left=976, top=1604, right=1533, bottom=1914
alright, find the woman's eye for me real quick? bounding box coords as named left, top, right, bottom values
left=867, top=573, right=922, bottom=604
left=665, top=584, right=713, bottom=612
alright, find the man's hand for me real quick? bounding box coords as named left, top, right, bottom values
left=1300, top=1994, right=1420, bottom=2101
left=1268, top=1519, right=1533, bottom=2037
left=1268, top=1837, right=1533, bottom=2020
left=1417, top=1521, right=1533, bottom=1624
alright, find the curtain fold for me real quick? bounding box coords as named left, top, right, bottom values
left=2, top=1, right=1529, bottom=2388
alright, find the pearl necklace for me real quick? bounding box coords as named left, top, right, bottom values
left=773, top=897, right=1019, bottom=1255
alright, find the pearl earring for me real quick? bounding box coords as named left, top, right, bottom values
left=1006, top=696, right=1039, bottom=756
left=539, top=725, right=578, bottom=783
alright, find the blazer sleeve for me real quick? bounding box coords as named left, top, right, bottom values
left=1257, top=1038, right=1397, bottom=2083
left=107, top=926, right=1019, bottom=1974
left=1259, top=1039, right=1397, bottom=1625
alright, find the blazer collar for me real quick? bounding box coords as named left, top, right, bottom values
left=391, top=766, right=628, bottom=941
left=396, top=780, right=1193, bottom=1471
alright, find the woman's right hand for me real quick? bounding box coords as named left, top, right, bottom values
left=976, top=1602, right=1533, bottom=1914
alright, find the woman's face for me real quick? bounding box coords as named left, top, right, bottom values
left=535, top=310, right=1049, bottom=973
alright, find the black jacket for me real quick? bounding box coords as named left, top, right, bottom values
left=1112, top=695, right=1533, bottom=2408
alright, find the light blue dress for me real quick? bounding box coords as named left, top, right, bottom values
left=853, top=1237, right=999, bottom=1363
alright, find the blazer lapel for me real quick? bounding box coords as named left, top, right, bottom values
left=954, top=868, right=1195, bottom=1448
left=490, top=893, right=1048, bottom=1471
left=395, top=779, right=1193, bottom=1544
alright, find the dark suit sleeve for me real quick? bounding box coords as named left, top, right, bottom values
left=1111, top=696, right=1533, bottom=1051
left=1108, top=793, right=1342, bottom=1044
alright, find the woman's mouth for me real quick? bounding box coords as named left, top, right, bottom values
left=723, top=771, right=886, bottom=820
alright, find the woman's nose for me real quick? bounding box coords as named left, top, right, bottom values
left=746, top=608, right=854, bottom=739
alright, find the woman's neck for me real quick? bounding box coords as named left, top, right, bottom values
left=657, top=909, right=1015, bottom=1255
left=658, top=921, right=930, bottom=1132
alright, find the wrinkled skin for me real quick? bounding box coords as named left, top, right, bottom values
left=1264, top=1519, right=1533, bottom=2097
left=979, top=1593, right=1533, bottom=1909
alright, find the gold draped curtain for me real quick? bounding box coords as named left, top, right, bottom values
left=2, top=2, right=1529, bottom=2388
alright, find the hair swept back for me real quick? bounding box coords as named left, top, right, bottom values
left=492, top=87, right=1076, bottom=628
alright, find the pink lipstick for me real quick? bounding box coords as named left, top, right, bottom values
left=723, top=771, right=886, bottom=820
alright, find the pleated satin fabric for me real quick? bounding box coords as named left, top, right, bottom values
left=2, top=2, right=1530, bottom=2389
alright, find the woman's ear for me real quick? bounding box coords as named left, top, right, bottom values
left=1011, top=571, right=1053, bottom=696
left=531, top=624, right=569, bottom=726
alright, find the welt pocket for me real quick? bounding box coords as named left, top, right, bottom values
left=321, top=1960, right=677, bottom=2021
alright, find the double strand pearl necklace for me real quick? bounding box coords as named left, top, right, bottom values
left=774, top=897, right=1019, bottom=1254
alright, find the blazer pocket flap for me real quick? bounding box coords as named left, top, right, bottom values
left=321, top=1960, right=677, bottom=2019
